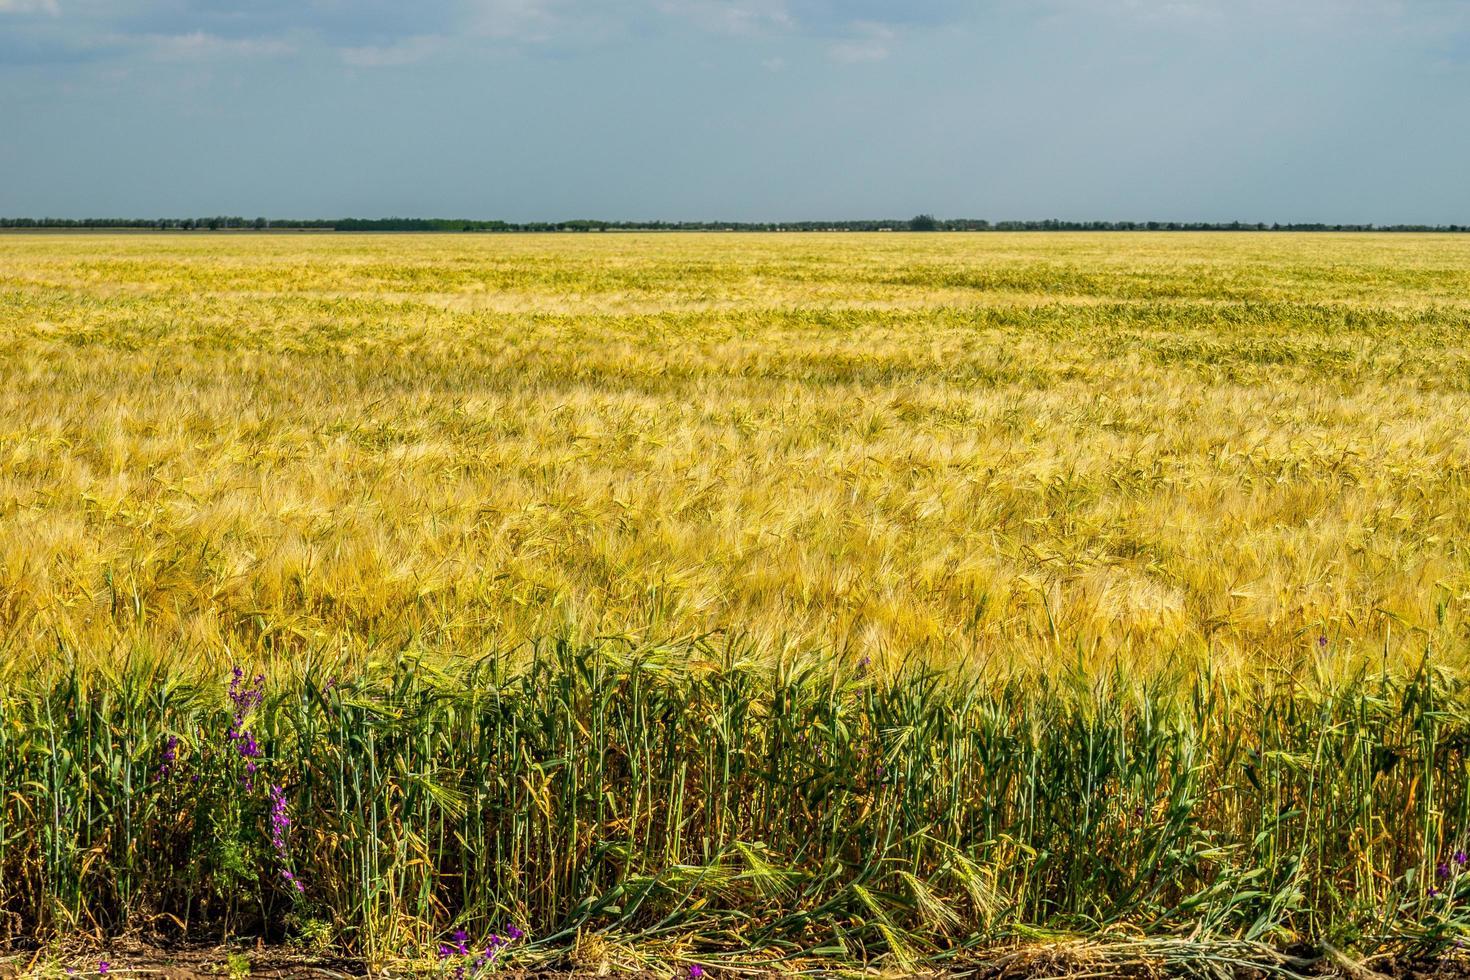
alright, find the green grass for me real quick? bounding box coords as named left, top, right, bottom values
left=3, top=644, right=1469, bottom=969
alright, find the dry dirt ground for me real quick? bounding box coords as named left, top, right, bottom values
left=4, top=943, right=1470, bottom=980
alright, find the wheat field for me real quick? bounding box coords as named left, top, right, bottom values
left=7, top=231, right=1470, bottom=960
left=2, top=231, right=1469, bottom=678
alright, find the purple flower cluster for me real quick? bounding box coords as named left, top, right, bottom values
left=227, top=667, right=265, bottom=789
left=437, top=926, right=524, bottom=978
left=1428, top=849, right=1468, bottom=899
left=224, top=667, right=305, bottom=897
left=154, top=735, right=180, bottom=782
left=270, top=784, right=305, bottom=893
left=229, top=666, right=264, bottom=715
left=437, top=928, right=470, bottom=960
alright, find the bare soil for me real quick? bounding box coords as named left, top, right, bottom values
left=4, top=942, right=1470, bottom=980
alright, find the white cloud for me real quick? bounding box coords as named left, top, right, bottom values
left=1113, top=0, right=1221, bottom=22
left=827, top=20, right=893, bottom=63
left=142, top=31, right=298, bottom=61
left=465, top=0, right=567, bottom=42
left=340, top=34, right=447, bottom=67
left=0, top=0, right=60, bottom=13
left=657, top=0, right=794, bottom=37
left=1037, top=0, right=1470, bottom=31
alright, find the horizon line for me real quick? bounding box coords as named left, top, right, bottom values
left=3, top=216, right=1469, bottom=233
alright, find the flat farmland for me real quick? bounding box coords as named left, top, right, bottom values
left=7, top=232, right=1470, bottom=965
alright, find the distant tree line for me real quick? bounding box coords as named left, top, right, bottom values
left=1, top=215, right=1466, bottom=233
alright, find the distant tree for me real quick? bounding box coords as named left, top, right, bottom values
left=909, top=214, right=940, bottom=232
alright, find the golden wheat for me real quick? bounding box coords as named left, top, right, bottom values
left=1, top=231, right=1468, bottom=676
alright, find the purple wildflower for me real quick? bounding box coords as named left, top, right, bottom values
left=1430, top=886, right=1441, bottom=897
left=1440, top=862, right=1452, bottom=880
left=228, top=669, right=265, bottom=714
left=689, top=966, right=705, bottom=979
left=226, top=668, right=266, bottom=788
left=268, top=785, right=290, bottom=852
left=228, top=681, right=259, bottom=738
left=155, top=735, right=180, bottom=781
left=232, top=730, right=261, bottom=770
left=1457, top=850, right=1467, bottom=867
left=437, top=944, right=454, bottom=961
left=97, top=963, right=110, bottom=976
left=269, top=785, right=305, bottom=893
left=471, top=947, right=494, bottom=972
left=462, top=928, right=523, bottom=975
left=1317, top=635, right=1328, bottom=650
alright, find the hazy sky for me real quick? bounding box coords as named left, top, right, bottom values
left=2, top=0, right=1468, bottom=222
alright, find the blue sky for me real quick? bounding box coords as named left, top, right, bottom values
left=1, top=0, right=1467, bottom=222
